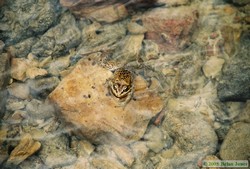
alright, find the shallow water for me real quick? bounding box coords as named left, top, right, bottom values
left=0, top=0, right=249, bottom=169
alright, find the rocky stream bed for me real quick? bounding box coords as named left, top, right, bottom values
left=0, top=0, right=250, bottom=169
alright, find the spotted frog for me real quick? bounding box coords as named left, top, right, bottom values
left=108, top=68, right=134, bottom=106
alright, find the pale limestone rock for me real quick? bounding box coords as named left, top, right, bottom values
left=158, top=0, right=190, bottom=6
left=202, top=57, right=225, bottom=78
left=11, top=57, right=47, bottom=81
left=112, top=145, right=134, bottom=167
left=26, top=67, right=48, bottom=79
left=75, top=140, right=95, bottom=157
left=28, top=128, right=47, bottom=141
left=91, top=156, right=126, bottom=169
left=39, top=56, right=52, bottom=68
left=163, top=110, right=218, bottom=154
left=7, top=82, right=30, bottom=99
left=127, top=22, right=147, bottom=34
left=142, top=40, right=159, bottom=61
left=61, top=157, right=92, bottom=169
left=60, top=1, right=128, bottom=23
left=39, top=136, right=77, bottom=168
left=7, top=110, right=27, bottom=124
left=48, top=55, right=71, bottom=76
left=0, top=128, right=7, bottom=145
left=27, top=53, right=39, bottom=67
left=130, top=141, right=149, bottom=161
left=160, top=146, right=178, bottom=159
left=11, top=58, right=29, bottom=81
left=6, top=99, right=26, bottom=111
left=7, top=133, right=41, bottom=165
left=49, top=56, right=163, bottom=144
left=86, top=4, right=128, bottom=23
left=167, top=81, right=218, bottom=125
left=113, top=34, right=144, bottom=62
left=144, top=126, right=165, bottom=153
left=134, top=75, right=148, bottom=91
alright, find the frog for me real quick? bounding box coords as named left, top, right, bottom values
left=107, top=68, right=134, bottom=107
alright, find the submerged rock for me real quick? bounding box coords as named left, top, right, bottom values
left=112, top=34, right=144, bottom=62
left=84, top=3, right=128, bottom=23
left=60, top=0, right=128, bottom=23
left=0, top=53, right=10, bottom=118
left=28, top=77, right=60, bottom=99
left=60, top=0, right=163, bottom=23
left=39, top=135, right=77, bottom=168
left=0, top=0, right=61, bottom=46
left=0, top=40, right=5, bottom=53
left=91, top=156, right=127, bottom=169
left=142, top=5, right=198, bottom=52
left=163, top=110, right=218, bottom=154
left=7, top=82, right=30, bottom=100
left=10, top=58, right=29, bottom=81
left=19, top=156, right=45, bottom=169
left=6, top=133, right=41, bottom=166
left=202, top=57, right=225, bottom=79
left=217, top=65, right=250, bottom=102
left=158, top=0, right=190, bottom=6
left=26, top=99, right=55, bottom=120
left=78, top=21, right=126, bottom=55
left=6, top=98, right=26, bottom=111
left=49, top=56, right=164, bottom=144
left=32, top=12, right=81, bottom=57
left=141, top=40, right=159, bottom=61
left=26, top=67, right=48, bottom=79
left=0, top=53, right=10, bottom=88
left=8, top=37, right=37, bottom=58
left=220, top=122, right=250, bottom=160
left=217, top=33, right=250, bottom=102
left=144, top=125, right=166, bottom=153
left=231, top=0, right=250, bottom=6
left=112, top=144, right=134, bottom=167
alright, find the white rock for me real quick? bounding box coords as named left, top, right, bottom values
left=26, top=67, right=48, bottom=79
left=11, top=58, right=29, bottom=81
left=202, top=57, right=225, bottom=78
left=7, top=82, right=30, bottom=99
left=144, top=126, right=165, bottom=153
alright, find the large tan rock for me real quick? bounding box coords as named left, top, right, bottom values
left=49, top=56, right=163, bottom=144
